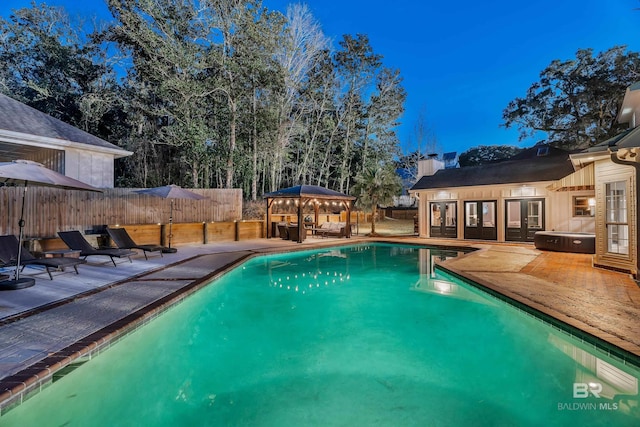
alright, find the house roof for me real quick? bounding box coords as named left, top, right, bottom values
left=411, top=145, right=575, bottom=191
left=581, top=125, right=640, bottom=153
left=0, top=93, right=130, bottom=157
left=618, top=81, right=640, bottom=125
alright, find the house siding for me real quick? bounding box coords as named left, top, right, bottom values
left=549, top=190, right=595, bottom=233
left=65, top=148, right=116, bottom=188
left=414, top=182, right=594, bottom=242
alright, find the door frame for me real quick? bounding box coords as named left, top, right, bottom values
left=464, top=200, right=497, bottom=240
left=429, top=201, right=457, bottom=238
left=505, top=198, right=545, bottom=242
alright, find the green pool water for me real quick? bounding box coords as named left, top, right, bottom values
left=2, top=243, right=639, bottom=426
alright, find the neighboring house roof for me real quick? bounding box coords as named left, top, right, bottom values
left=411, top=145, right=575, bottom=190
left=0, top=93, right=131, bottom=158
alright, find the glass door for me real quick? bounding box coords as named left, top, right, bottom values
left=464, top=201, right=497, bottom=240
left=505, top=199, right=544, bottom=241
left=430, top=202, right=457, bottom=238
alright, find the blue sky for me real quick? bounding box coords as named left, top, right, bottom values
left=2, top=0, right=640, bottom=155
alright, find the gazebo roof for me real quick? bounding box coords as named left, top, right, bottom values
left=263, top=185, right=355, bottom=200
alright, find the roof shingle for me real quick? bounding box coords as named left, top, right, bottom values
left=0, top=93, right=123, bottom=151
left=411, top=145, right=574, bottom=190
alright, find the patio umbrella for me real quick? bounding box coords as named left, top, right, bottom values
left=0, top=159, right=102, bottom=290
left=134, top=185, right=207, bottom=253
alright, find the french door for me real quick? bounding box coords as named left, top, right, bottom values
left=505, top=199, right=544, bottom=241
left=464, top=201, right=497, bottom=240
left=430, top=202, right=457, bottom=238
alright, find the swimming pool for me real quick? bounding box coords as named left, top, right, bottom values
left=1, top=243, right=638, bottom=426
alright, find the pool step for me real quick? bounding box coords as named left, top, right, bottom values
left=52, top=360, right=88, bottom=382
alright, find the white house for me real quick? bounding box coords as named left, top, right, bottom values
left=410, top=82, right=640, bottom=277
left=410, top=145, right=591, bottom=242
left=0, top=93, right=132, bottom=188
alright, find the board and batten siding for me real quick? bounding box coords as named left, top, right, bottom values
left=0, top=187, right=242, bottom=239
left=414, top=182, right=593, bottom=241
left=593, top=159, right=637, bottom=275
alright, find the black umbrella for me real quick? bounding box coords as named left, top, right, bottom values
left=0, top=160, right=102, bottom=290
left=134, top=185, right=207, bottom=253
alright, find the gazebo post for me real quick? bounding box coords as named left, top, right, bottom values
left=297, top=198, right=303, bottom=243
left=266, top=198, right=273, bottom=238
left=314, top=202, right=319, bottom=228
left=345, top=201, right=352, bottom=238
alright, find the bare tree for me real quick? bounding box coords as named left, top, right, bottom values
left=399, top=106, right=439, bottom=185
left=270, top=3, right=329, bottom=191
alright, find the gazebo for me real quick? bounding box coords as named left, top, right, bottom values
left=264, top=185, right=356, bottom=243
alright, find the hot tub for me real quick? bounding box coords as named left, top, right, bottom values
left=533, top=231, right=595, bottom=254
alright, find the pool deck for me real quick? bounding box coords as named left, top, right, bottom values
left=1, top=235, right=639, bottom=414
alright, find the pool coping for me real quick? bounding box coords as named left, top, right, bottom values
left=1, top=238, right=639, bottom=416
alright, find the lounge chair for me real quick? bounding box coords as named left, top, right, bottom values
left=58, top=231, right=136, bottom=267
left=106, top=227, right=165, bottom=260
left=0, top=235, right=86, bottom=279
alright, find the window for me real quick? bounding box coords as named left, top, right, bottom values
left=527, top=200, right=543, bottom=229
left=573, top=196, right=595, bottom=217
left=482, top=202, right=495, bottom=227
left=465, top=202, right=478, bottom=227
left=506, top=201, right=521, bottom=228
left=605, top=181, right=629, bottom=255
left=431, top=203, right=441, bottom=226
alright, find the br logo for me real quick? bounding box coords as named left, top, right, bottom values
left=573, top=382, right=602, bottom=398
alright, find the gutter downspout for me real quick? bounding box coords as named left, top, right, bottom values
left=609, top=149, right=640, bottom=278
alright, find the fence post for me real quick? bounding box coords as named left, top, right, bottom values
left=160, top=224, right=168, bottom=247
left=203, top=222, right=208, bottom=244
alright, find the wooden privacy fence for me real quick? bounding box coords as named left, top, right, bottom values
left=0, top=187, right=243, bottom=239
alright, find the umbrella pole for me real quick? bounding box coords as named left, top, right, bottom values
left=0, top=184, right=35, bottom=290
left=169, top=199, right=174, bottom=249
left=14, top=185, right=27, bottom=280
left=162, top=198, right=177, bottom=253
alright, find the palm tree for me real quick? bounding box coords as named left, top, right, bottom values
left=351, top=165, right=402, bottom=236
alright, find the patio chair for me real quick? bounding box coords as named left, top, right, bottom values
left=277, top=223, right=289, bottom=240
left=0, top=235, right=86, bottom=280
left=287, top=225, right=306, bottom=242
left=106, top=227, right=165, bottom=260
left=58, top=231, right=136, bottom=267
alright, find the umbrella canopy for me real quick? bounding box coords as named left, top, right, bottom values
left=135, top=184, right=206, bottom=200
left=0, top=159, right=100, bottom=191
left=0, top=160, right=101, bottom=290
left=134, top=185, right=207, bottom=252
